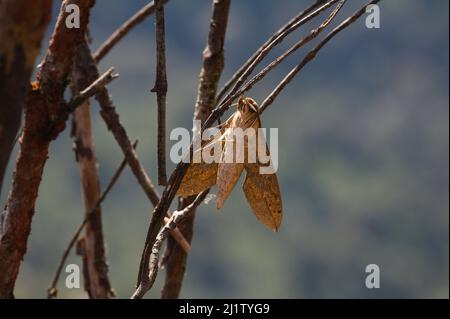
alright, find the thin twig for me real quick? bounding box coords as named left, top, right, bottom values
left=47, top=140, right=139, bottom=299
left=260, top=0, right=381, bottom=113
left=216, top=0, right=339, bottom=109
left=215, top=0, right=334, bottom=103
left=131, top=191, right=209, bottom=299
left=151, top=0, right=168, bottom=186
left=66, top=67, right=118, bottom=113
left=76, top=41, right=163, bottom=206
left=13, top=67, right=116, bottom=149
left=93, top=0, right=170, bottom=62
left=232, top=0, right=346, bottom=100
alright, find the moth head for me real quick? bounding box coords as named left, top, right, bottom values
left=237, top=95, right=259, bottom=114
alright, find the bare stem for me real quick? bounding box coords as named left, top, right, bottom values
left=151, top=0, right=168, bottom=186
left=215, top=0, right=335, bottom=104
left=93, top=0, right=170, bottom=63
left=260, top=0, right=381, bottom=113
left=66, top=67, right=118, bottom=113
left=239, top=0, right=347, bottom=98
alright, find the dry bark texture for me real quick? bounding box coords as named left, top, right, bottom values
left=0, top=0, right=52, bottom=196
left=0, top=0, right=95, bottom=299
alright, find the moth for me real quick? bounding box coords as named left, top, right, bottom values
left=177, top=95, right=282, bottom=231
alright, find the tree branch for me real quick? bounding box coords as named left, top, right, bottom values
left=215, top=0, right=331, bottom=103
left=76, top=40, right=191, bottom=257
left=0, top=0, right=95, bottom=299
left=216, top=0, right=339, bottom=108
left=259, top=0, right=381, bottom=113
left=69, top=42, right=115, bottom=299
left=66, top=67, right=118, bottom=113
left=233, top=0, right=346, bottom=100
left=93, top=0, right=170, bottom=63
left=151, top=0, right=168, bottom=186
left=76, top=41, right=161, bottom=206
left=131, top=191, right=208, bottom=299
left=161, top=0, right=231, bottom=299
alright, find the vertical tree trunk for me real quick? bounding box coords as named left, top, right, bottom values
left=161, top=0, right=230, bottom=299
left=0, top=0, right=95, bottom=299
left=0, top=0, right=52, bottom=196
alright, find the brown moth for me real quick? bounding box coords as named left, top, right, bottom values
left=177, top=96, right=282, bottom=231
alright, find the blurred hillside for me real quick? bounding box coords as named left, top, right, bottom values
left=1, top=0, right=448, bottom=298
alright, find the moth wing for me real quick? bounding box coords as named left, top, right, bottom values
left=243, top=116, right=282, bottom=231
left=216, top=130, right=244, bottom=209
left=216, top=111, right=261, bottom=209
left=216, top=163, right=244, bottom=209
left=177, top=115, right=234, bottom=197
left=177, top=162, right=218, bottom=197
left=243, top=163, right=282, bottom=231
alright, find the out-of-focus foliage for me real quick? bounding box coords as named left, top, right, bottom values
left=1, top=0, right=447, bottom=298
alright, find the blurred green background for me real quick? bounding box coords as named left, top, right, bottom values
left=1, top=0, right=448, bottom=298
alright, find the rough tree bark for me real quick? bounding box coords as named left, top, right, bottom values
left=0, top=0, right=95, bottom=299
left=161, top=0, right=230, bottom=299
left=70, top=44, right=114, bottom=298
left=0, top=0, right=52, bottom=196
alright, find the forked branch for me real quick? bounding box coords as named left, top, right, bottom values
left=131, top=191, right=209, bottom=299
left=66, top=67, right=118, bottom=113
